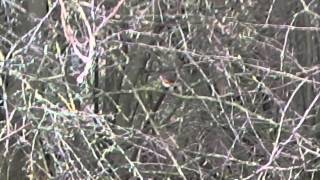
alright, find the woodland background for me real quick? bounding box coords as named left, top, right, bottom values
left=1, top=0, right=320, bottom=179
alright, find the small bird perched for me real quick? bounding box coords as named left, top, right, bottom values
left=153, top=72, right=178, bottom=112
left=159, top=72, right=177, bottom=88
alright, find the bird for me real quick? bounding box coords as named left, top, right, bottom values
left=159, top=72, right=177, bottom=88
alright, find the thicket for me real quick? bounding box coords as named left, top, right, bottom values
left=1, top=0, right=320, bottom=179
